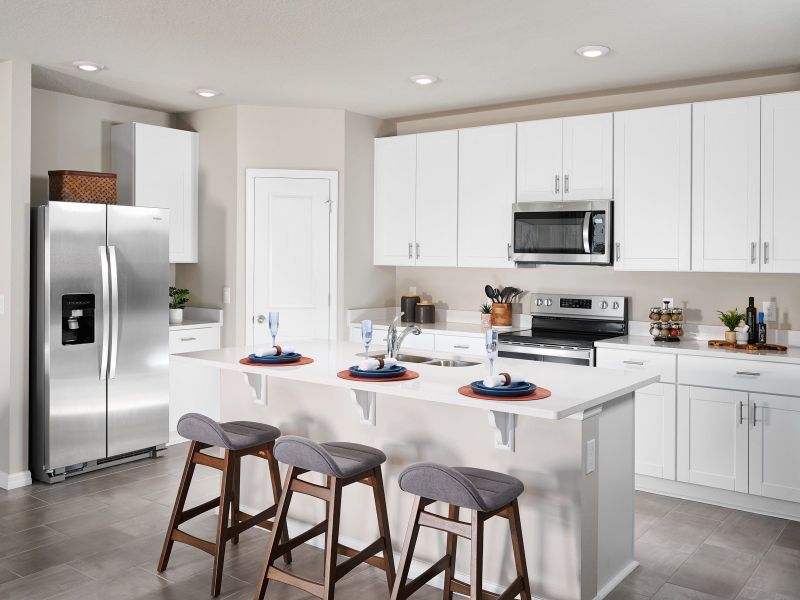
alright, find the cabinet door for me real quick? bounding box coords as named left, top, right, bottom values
left=458, top=124, right=516, bottom=268
left=677, top=386, right=748, bottom=492
left=134, top=124, right=198, bottom=263
left=614, top=105, right=691, bottom=271
left=563, top=113, right=613, bottom=200
left=749, top=392, right=800, bottom=503
left=692, top=97, right=761, bottom=272
left=761, top=91, right=800, bottom=273
left=415, top=130, right=458, bottom=266
left=517, top=118, right=563, bottom=201
left=635, top=383, right=677, bottom=480
left=373, top=135, right=416, bottom=266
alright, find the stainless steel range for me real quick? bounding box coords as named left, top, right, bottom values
left=498, top=293, right=627, bottom=366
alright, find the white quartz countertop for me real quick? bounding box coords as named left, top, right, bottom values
left=595, top=335, right=800, bottom=365
left=172, top=339, right=657, bottom=420
left=354, top=320, right=491, bottom=337
left=169, top=319, right=222, bottom=331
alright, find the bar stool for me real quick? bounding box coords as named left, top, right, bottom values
left=391, top=462, right=532, bottom=600
left=158, top=413, right=289, bottom=597
left=254, top=435, right=396, bottom=600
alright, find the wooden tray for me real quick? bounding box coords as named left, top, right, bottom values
left=707, top=340, right=787, bottom=352
left=458, top=385, right=551, bottom=402
left=337, top=370, right=419, bottom=382
left=239, top=356, right=315, bottom=366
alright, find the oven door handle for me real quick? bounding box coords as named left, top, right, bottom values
left=498, top=343, right=593, bottom=361
left=582, top=212, right=591, bottom=254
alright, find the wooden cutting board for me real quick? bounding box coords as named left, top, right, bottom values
left=708, top=340, right=787, bottom=352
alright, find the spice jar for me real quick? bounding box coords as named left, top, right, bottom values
left=659, top=325, right=671, bottom=337
left=660, top=310, right=671, bottom=323
left=650, top=323, right=661, bottom=336
left=649, top=307, right=661, bottom=321
left=671, top=307, right=683, bottom=322
left=669, top=324, right=681, bottom=337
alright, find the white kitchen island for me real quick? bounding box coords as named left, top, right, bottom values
left=173, top=340, right=657, bottom=600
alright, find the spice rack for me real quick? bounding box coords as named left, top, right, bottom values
left=649, top=300, right=683, bottom=342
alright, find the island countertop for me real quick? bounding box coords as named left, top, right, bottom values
left=172, top=339, right=658, bottom=420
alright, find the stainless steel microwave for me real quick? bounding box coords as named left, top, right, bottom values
left=511, top=200, right=612, bottom=265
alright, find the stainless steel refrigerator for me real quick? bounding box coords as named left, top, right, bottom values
left=30, top=201, right=170, bottom=483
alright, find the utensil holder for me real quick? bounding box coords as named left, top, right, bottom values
left=491, top=303, right=512, bottom=327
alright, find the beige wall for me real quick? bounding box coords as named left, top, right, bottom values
left=30, top=88, right=173, bottom=204
left=390, top=72, right=800, bottom=328
left=0, top=60, right=31, bottom=479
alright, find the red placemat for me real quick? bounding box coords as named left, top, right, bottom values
left=240, top=356, right=315, bottom=367
left=458, top=385, right=551, bottom=402
left=337, top=369, right=420, bottom=382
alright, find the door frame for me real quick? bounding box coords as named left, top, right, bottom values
left=244, top=169, right=339, bottom=346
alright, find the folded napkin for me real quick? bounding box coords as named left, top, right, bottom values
left=357, top=357, right=399, bottom=371
left=254, top=345, right=296, bottom=358
left=482, top=372, right=525, bottom=388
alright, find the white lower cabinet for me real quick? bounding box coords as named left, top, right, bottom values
left=749, top=392, right=800, bottom=503
left=635, top=383, right=677, bottom=480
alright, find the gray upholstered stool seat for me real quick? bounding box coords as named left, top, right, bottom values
left=177, top=413, right=281, bottom=450
left=274, top=436, right=386, bottom=478
left=398, top=462, right=524, bottom=512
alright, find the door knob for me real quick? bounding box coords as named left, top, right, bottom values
left=257, top=314, right=266, bottom=324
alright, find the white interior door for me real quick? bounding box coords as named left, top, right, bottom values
left=251, top=176, right=334, bottom=346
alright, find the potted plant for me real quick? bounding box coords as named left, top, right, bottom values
left=169, top=286, right=190, bottom=325
left=718, top=308, right=745, bottom=343
left=479, top=303, right=492, bottom=330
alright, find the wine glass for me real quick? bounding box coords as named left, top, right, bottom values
left=485, top=329, right=498, bottom=377
left=361, top=320, right=373, bottom=355
left=268, top=312, right=279, bottom=346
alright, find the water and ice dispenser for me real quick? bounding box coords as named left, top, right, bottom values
left=61, top=294, right=95, bottom=345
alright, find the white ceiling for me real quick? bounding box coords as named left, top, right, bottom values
left=2, top=0, right=799, bottom=119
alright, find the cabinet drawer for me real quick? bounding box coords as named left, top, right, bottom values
left=169, top=327, right=220, bottom=354
left=678, top=355, right=800, bottom=395
left=596, top=348, right=676, bottom=383
left=435, top=334, right=484, bottom=356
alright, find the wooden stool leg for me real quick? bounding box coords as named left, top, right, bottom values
left=211, top=450, right=235, bottom=597
left=231, top=456, right=241, bottom=545
left=371, top=467, right=397, bottom=591
left=254, top=466, right=296, bottom=600
left=469, top=510, right=484, bottom=600
left=323, top=477, right=343, bottom=600
left=266, top=446, right=292, bottom=564
left=508, top=500, right=532, bottom=600
left=158, top=441, right=198, bottom=572
left=390, top=496, right=425, bottom=600
left=442, top=505, right=459, bottom=600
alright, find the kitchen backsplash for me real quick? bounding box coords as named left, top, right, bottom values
left=395, top=267, right=800, bottom=329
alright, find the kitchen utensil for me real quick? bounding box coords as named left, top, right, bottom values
left=348, top=364, right=407, bottom=379
left=470, top=380, right=536, bottom=397
left=248, top=352, right=302, bottom=364
left=484, top=285, right=496, bottom=302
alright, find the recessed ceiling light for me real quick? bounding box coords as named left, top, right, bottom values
left=410, top=74, right=438, bottom=86
left=575, top=45, right=611, bottom=59
left=194, top=88, right=221, bottom=98
left=72, top=60, right=105, bottom=72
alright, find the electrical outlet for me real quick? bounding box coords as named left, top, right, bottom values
left=763, top=301, right=777, bottom=322
left=222, top=287, right=231, bottom=305
left=585, top=439, right=596, bottom=474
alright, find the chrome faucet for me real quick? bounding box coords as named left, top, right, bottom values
left=387, top=314, right=421, bottom=359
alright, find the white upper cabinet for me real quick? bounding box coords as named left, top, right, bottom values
left=692, top=97, right=761, bottom=272
left=614, top=105, right=692, bottom=271
left=562, top=113, right=613, bottom=200
left=373, top=135, right=416, bottom=266
left=112, top=123, right=199, bottom=263
left=415, top=131, right=458, bottom=267
left=458, top=123, right=516, bottom=268
left=761, top=91, right=800, bottom=273
left=517, top=113, right=612, bottom=202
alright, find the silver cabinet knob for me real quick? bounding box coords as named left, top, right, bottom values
left=257, top=314, right=266, bottom=324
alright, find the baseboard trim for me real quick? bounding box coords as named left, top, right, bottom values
left=0, top=469, right=32, bottom=490
left=594, top=561, right=639, bottom=600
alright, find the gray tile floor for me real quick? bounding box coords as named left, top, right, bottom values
left=0, top=444, right=797, bottom=600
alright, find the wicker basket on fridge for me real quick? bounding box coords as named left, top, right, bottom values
left=48, top=170, right=118, bottom=204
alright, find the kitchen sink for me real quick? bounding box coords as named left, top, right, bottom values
left=370, top=353, right=479, bottom=367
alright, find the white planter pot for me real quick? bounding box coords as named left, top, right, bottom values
left=169, top=308, right=184, bottom=325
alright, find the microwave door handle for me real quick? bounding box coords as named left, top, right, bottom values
left=582, top=212, right=591, bottom=254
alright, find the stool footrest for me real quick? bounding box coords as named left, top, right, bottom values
left=178, top=497, right=220, bottom=524
left=334, top=538, right=385, bottom=581
left=192, top=451, right=224, bottom=470
left=397, top=554, right=449, bottom=599
left=418, top=510, right=472, bottom=538
left=274, top=518, right=329, bottom=559
left=229, top=505, right=277, bottom=538
left=498, top=577, right=525, bottom=600
left=171, top=528, right=216, bottom=556
left=267, top=565, right=324, bottom=598
left=290, top=477, right=330, bottom=500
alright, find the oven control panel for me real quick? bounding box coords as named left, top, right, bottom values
left=530, top=294, right=626, bottom=319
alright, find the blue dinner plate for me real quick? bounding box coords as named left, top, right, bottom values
left=349, top=364, right=407, bottom=379
left=470, top=380, right=535, bottom=397
left=248, top=352, right=302, bottom=364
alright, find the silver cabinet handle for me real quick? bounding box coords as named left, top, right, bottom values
left=615, top=242, right=621, bottom=261
left=751, top=242, right=757, bottom=264
left=753, top=402, right=758, bottom=427
left=764, top=242, right=769, bottom=264
left=735, top=371, right=761, bottom=376
left=98, top=246, right=110, bottom=381
left=565, top=174, right=570, bottom=193
left=108, top=245, right=119, bottom=380
left=555, top=174, right=560, bottom=194
left=739, top=400, right=744, bottom=425
left=454, top=344, right=470, bottom=349
left=623, top=360, right=644, bottom=366
left=257, top=314, right=266, bottom=324
left=507, top=242, right=512, bottom=261
left=415, top=243, right=420, bottom=259
left=408, top=242, right=413, bottom=260
left=180, top=337, right=197, bottom=342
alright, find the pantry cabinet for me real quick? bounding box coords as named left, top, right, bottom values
left=458, top=123, right=516, bottom=268
left=613, top=105, right=692, bottom=271
left=517, top=113, right=612, bottom=202
left=111, top=122, right=199, bottom=263
left=692, top=97, right=761, bottom=272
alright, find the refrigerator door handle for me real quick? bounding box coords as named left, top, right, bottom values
left=98, top=246, right=110, bottom=380
left=109, top=245, right=120, bottom=379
